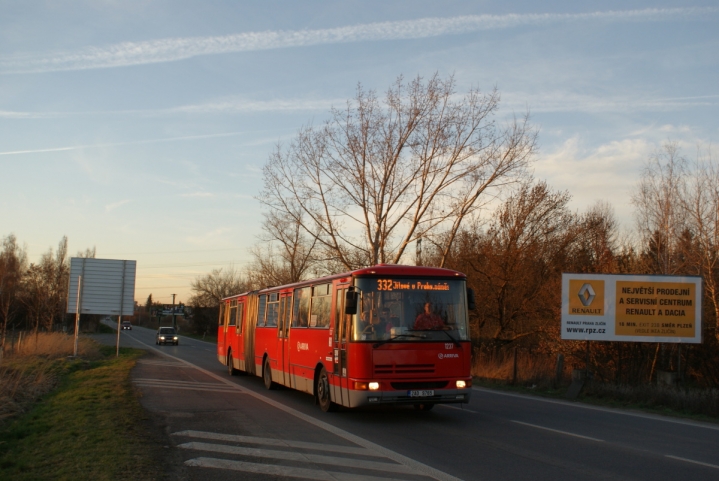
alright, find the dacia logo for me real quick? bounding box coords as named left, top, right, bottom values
left=578, top=283, right=595, bottom=307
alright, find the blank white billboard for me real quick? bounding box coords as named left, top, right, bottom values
left=67, top=258, right=136, bottom=316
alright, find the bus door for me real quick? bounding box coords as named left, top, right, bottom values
left=217, top=301, right=227, bottom=360
left=333, top=286, right=351, bottom=406
left=277, top=293, right=292, bottom=386
left=226, top=300, right=238, bottom=367
left=234, top=301, right=245, bottom=370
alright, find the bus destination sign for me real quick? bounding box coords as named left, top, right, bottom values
left=376, top=279, right=450, bottom=291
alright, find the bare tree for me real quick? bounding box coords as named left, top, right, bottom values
left=631, top=142, right=687, bottom=274
left=189, top=266, right=250, bottom=308
left=249, top=207, right=320, bottom=287
left=0, top=234, right=27, bottom=349
left=259, top=74, right=535, bottom=270
left=680, top=146, right=719, bottom=341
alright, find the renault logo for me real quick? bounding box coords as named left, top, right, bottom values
left=578, top=283, right=595, bottom=306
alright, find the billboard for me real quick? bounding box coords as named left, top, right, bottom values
left=561, top=273, right=702, bottom=343
left=67, top=258, right=136, bottom=316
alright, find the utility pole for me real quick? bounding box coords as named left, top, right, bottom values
left=171, top=293, right=177, bottom=331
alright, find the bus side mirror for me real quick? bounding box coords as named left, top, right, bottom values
left=467, top=288, right=476, bottom=311
left=345, top=288, right=358, bottom=314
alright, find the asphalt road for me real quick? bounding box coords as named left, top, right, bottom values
left=95, top=325, right=719, bottom=481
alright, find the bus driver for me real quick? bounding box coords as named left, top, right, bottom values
left=414, top=302, right=446, bottom=330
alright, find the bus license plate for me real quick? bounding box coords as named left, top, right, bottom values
left=408, top=390, right=434, bottom=397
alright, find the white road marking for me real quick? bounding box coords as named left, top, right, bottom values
left=127, top=336, right=464, bottom=481
left=511, top=420, right=604, bottom=442
left=475, top=387, right=719, bottom=432
left=173, top=430, right=374, bottom=455
left=179, top=441, right=414, bottom=473
left=437, top=404, right=477, bottom=413
left=135, top=378, right=240, bottom=388
left=134, top=378, right=246, bottom=393
left=665, top=455, right=719, bottom=470
left=134, top=383, right=245, bottom=394
left=186, top=457, right=414, bottom=481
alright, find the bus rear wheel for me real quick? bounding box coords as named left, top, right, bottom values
left=227, top=351, right=236, bottom=376
left=316, top=367, right=335, bottom=412
left=263, top=359, right=275, bottom=390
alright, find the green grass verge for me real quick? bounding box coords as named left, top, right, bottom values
left=0, top=346, right=167, bottom=480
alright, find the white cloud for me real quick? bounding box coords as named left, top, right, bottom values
left=105, top=199, right=132, bottom=212
left=503, top=92, right=719, bottom=114
left=1, top=7, right=715, bottom=74
left=0, top=131, right=249, bottom=156
left=185, top=227, right=233, bottom=246
left=181, top=192, right=214, bottom=198
left=535, top=137, right=654, bottom=227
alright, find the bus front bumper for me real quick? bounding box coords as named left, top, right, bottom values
left=348, top=388, right=471, bottom=407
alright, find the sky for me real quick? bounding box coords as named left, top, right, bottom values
left=1, top=1, right=717, bottom=306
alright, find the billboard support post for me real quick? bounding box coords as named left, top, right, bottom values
left=585, top=340, right=590, bottom=380
left=116, top=260, right=127, bottom=357
left=678, top=344, right=682, bottom=382
left=73, top=274, right=83, bottom=357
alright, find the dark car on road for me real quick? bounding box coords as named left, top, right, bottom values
left=121, top=321, right=132, bottom=330
left=156, top=327, right=178, bottom=345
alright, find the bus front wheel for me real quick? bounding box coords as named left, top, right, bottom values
left=316, top=368, right=335, bottom=412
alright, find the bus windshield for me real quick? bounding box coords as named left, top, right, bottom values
left=351, top=277, right=469, bottom=342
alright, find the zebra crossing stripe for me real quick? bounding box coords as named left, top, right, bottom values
left=186, top=456, right=417, bottom=481
left=134, top=379, right=244, bottom=393
left=173, top=430, right=372, bottom=455
left=178, top=441, right=414, bottom=474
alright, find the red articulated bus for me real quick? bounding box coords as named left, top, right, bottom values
left=217, top=264, right=475, bottom=412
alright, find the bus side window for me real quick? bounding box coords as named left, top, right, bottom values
left=310, top=284, right=331, bottom=328
left=266, top=293, right=279, bottom=327
left=218, top=303, right=225, bottom=327
left=228, top=300, right=237, bottom=327
left=292, top=287, right=310, bottom=327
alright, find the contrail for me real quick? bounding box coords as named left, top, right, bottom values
left=1, top=7, right=715, bottom=74
left=0, top=131, right=249, bottom=156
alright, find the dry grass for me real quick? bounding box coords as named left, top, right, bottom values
left=473, top=350, right=561, bottom=388
left=0, top=332, right=101, bottom=422
left=583, top=382, right=719, bottom=417
left=3, top=331, right=100, bottom=359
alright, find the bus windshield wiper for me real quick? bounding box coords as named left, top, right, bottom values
left=438, top=328, right=462, bottom=349
left=373, top=333, right=425, bottom=348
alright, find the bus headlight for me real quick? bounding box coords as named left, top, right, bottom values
left=456, top=380, right=468, bottom=389
left=368, top=382, right=380, bottom=391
